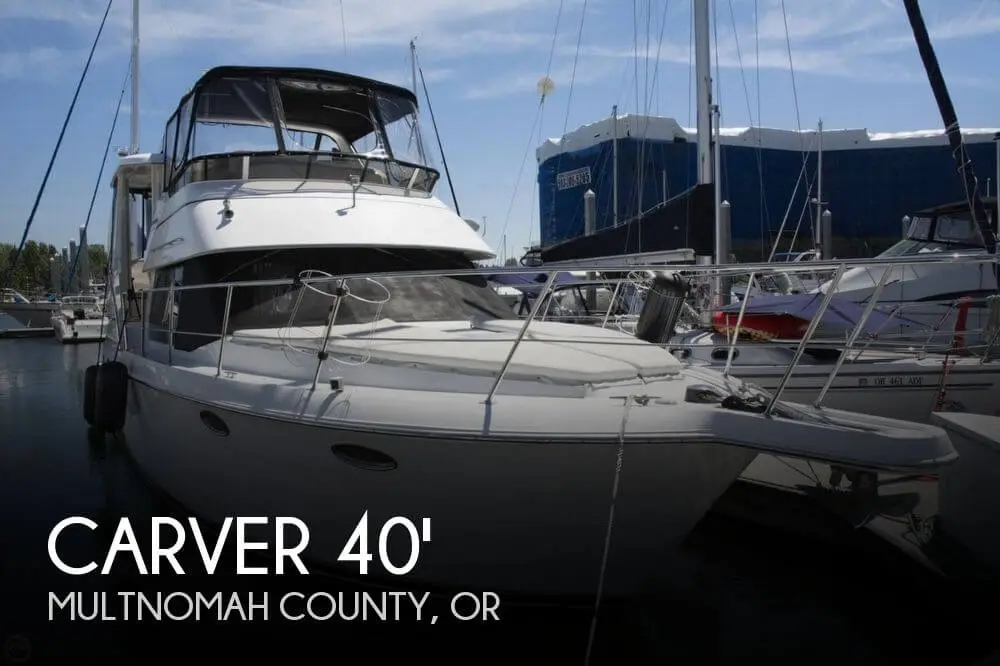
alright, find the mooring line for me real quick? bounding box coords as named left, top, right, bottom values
left=583, top=394, right=635, bottom=665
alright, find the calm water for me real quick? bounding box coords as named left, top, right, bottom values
left=0, top=336, right=997, bottom=664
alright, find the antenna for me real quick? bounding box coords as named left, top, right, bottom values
left=130, top=0, right=139, bottom=153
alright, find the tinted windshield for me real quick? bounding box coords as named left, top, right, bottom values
left=881, top=213, right=990, bottom=257
left=166, top=247, right=516, bottom=348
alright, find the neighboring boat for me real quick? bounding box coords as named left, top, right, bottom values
left=718, top=198, right=1000, bottom=344
left=1, top=288, right=59, bottom=328
left=52, top=294, right=108, bottom=344
left=89, top=64, right=960, bottom=599
left=670, top=328, right=1000, bottom=422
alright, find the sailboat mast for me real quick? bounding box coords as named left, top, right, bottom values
left=693, top=0, right=712, bottom=186
left=611, top=104, right=619, bottom=227
left=130, top=0, right=139, bottom=153
left=815, top=118, right=823, bottom=253
left=409, top=39, right=418, bottom=95
left=902, top=0, right=994, bottom=254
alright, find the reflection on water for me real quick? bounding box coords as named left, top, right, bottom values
left=0, top=338, right=998, bottom=664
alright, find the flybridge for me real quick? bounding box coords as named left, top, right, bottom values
left=154, top=65, right=439, bottom=197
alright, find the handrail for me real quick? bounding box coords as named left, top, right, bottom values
left=122, top=252, right=1000, bottom=414
left=139, top=252, right=1000, bottom=295
left=311, top=278, right=347, bottom=391
left=215, top=284, right=233, bottom=377
left=485, top=270, right=558, bottom=404
left=813, top=268, right=892, bottom=407
left=722, top=271, right=756, bottom=377
left=764, top=265, right=846, bottom=416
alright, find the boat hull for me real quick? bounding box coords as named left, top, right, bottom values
left=120, top=373, right=756, bottom=599
left=1, top=302, right=59, bottom=328
left=53, top=316, right=108, bottom=344
left=695, top=357, right=1000, bottom=422
left=672, top=334, right=1000, bottom=519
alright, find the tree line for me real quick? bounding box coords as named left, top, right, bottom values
left=0, top=241, right=109, bottom=297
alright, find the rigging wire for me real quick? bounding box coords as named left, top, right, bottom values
left=558, top=0, right=590, bottom=139
left=764, top=0, right=814, bottom=263
left=497, top=0, right=566, bottom=249
left=415, top=53, right=461, bottom=216
left=754, top=0, right=768, bottom=256
left=546, top=0, right=591, bottom=234
left=67, top=59, right=133, bottom=291
left=2, top=0, right=114, bottom=292
left=339, top=0, right=349, bottom=59
left=726, top=0, right=768, bottom=259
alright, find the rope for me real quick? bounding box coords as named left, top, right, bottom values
left=416, top=54, right=460, bottom=216
left=583, top=394, right=636, bottom=666
left=1, top=0, right=114, bottom=293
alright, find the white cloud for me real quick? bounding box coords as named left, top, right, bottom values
left=0, top=0, right=565, bottom=60
left=571, top=0, right=1000, bottom=85
left=0, top=46, right=63, bottom=79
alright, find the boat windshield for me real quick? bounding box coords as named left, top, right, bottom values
left=157, top=247, right=519, bottom=351
left=63, top=296, right=100, bottom=306
left=879, top=212, right=990, bottom=257
left=163, top=73, right=437, bottom=194
left=1, top=289, right=29, bottom=304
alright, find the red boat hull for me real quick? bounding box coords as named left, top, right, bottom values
left=712, top=310, right=810, bottom=340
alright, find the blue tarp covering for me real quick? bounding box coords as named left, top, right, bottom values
left=538, top=135, right=998, bottom=247
left=720, top=292, right=923, bottom=334
left=488, top=271, right=583, bottom=298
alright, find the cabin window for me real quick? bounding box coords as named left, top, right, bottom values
left=190, top=76, right=278, bottom=156
left=147, top=266, right=181, bottom=345
left=156, top=248, right=515, bottom=351
left=935, top=215, right=985, bottom=245
left=162, top=113, right=178, bottom=189
left=883, top=211, right=992, bottom=257
left=172, top=96, right=194, bottom=177
left=374, top=91, right=429, bottom=167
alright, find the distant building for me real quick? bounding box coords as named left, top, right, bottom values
left=536, top=115, right=999, bottom=258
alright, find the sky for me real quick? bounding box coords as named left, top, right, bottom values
left=0, top=0, right=998, bottom=262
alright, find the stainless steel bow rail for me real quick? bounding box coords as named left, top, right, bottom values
left=112, top=252, right=999, bottom=414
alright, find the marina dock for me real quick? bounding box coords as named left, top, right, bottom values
left=0, top=326, right=53, bottom=339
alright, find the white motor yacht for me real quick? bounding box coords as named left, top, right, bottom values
left=811, top=198, right=998, bottom=346
left=52, top=294, right=108, bottom=343
left=91, top=65, right=958, bottom=599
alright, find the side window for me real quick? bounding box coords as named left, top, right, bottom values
left=162, top=115, right=178, bottom=191
left=147, top=266, right=181, bottom=344
left=172, top=98, right=194, bottom=180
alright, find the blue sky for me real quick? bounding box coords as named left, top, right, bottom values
left=0, top=0, right=997, bottom=261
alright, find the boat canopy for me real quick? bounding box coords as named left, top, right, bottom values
left=720, top=292, right=924, bottom=334
left=885, top=196, right=999, bottom=257
left=488, top=271, right=584, bottom=298
left=158, top=65, right=437, bottom=195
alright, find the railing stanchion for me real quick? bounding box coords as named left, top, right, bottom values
left=602, top=280, right=624, bottom=328
left=139, top=291, right=145, bottom=357
left=485, top=270, right=558, bottom=404
left=310, top=278, right=347, bottom=391
left=166, top=284, right=175, bottom=366
left=216, top=284, right=234, bottom=377
left=981, top=293, right=1000, bottom=364
left=814, top=268, right=891, bottom=407
left=723, top=271, right=756, bottom=377
left=765, top=264, right=846, bottom=416
left=922, top=301, right=958, bottom=349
